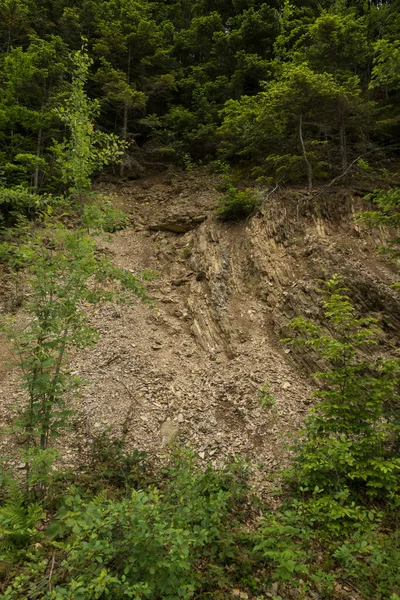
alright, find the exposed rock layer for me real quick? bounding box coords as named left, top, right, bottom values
left=0, top=172, right=398, bottom=492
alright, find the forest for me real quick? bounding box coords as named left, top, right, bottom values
left=0, top=0, right=399, bottom=190
left=0, top=0, right=400, bottom=599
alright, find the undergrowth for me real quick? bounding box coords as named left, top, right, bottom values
left=216, top=184, right=260, bottom=221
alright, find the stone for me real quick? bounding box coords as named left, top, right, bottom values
left=160, top=418, right=179, bottom=445
left=177, top=413, right=184, bottom=423
left=149, top=214, right=207, bottom=233
left=282, top=381, right=291, bottom=390
left=271, top=582, right=279, bottom=595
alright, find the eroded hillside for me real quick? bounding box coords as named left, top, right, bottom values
left=1, top=172, right=399, bottom=489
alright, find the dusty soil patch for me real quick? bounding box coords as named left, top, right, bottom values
left=0, top=172, right=399, bottom=495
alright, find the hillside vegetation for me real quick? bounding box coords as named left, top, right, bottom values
left=0, top=1, right=400, bottom=599
left=0, top=0, right=399, bottom=188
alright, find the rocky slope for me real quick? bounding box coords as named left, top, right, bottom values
left=1, top=171, right=399, bottom=491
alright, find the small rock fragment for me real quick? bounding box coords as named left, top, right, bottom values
left=160, top=418, right=179, bottom=444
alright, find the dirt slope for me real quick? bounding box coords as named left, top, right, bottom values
left=1, top=171, right=399, bottom=488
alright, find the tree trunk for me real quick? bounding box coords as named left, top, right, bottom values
left=120, top=48, right=132, bottom=177
left=339, top=108, right=348, bottom=174
left=33, top=127, right=42, bottom=191
left=6, top=25, right=11, bottom=53
left=121, top=103, right=128, bottom=143
left=324, top=127, right=333, bottom=173
left=299, top=113, right=312, bottom=191
left=119, top=103, right=128, bottom=178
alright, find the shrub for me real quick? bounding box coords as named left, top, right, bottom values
left=285, top=275, right=400, bottom=500
left=255, top=383, right=276, bottom=411
left=216, top=185, right=260, bottom=221
left=361, top=187, right=400, bottom=257
left=89, top=432, right=150, bottom=493
left=0, top=186, right=43, bottom=226
left=81, top=196, right=130, bottom=233
left=2, top=451, right=252, bottom=600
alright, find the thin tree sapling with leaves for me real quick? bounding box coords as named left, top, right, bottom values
left=3, top=224, right=147, bottom=492
left=52, top=46, right=126, bottom=200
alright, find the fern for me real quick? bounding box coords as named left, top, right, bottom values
left=92, top=490, right=109, bottom=505
left=0, top=475, right=44, bottom=555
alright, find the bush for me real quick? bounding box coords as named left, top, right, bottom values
left=284, top=275, right=400, bottom=501
left=362, top=187, right=400, bottom=257
left=216, top=185, right=260, bottom=221
left=0, top=186, right=43, bottom=226
left=88, top=431, right=150, bottom=493
left=2, top=451, right=252, bottom=600
left=254, top=500, right=400, bottom=599
left=251, top=275, right=400, bottom=598
left=255, top=383, right=276, bottom=411
left=81, top=196, right=130, bottom=232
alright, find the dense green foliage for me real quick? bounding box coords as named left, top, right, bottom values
left=0, top=0, right=399, bottom=189
left=362, top=186, right=400, bottom=257
left=1, top=451, right=252, bottom=600
left=52, top=48, right=126, bottom=199
left=286, top=275, right=400, bottom=501
left=216, top=184, right=260, bottom=220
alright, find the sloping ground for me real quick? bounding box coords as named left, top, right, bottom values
left=1, top=172, right=399, bottom=491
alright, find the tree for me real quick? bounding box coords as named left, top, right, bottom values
left=52, top=48, right=126, bottom=199
left=0, top=0, right=31, bottom=53
left=3, top=220, right=147, bottom=490
left=95, top=60, right=147, bottom=143
left=219, top=62, right=364, bottom=187
left=301, top=10, right=371, bottom=80
left=286, top=275, right=400, bottom=499
left=0, top=35, right=69, bottom=188
left=92, top=0, right=175, bottom=172
left=370, top=39, right=400, bottom=94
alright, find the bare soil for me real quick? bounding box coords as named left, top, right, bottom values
left=1, top=171, right=399, bottom=495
